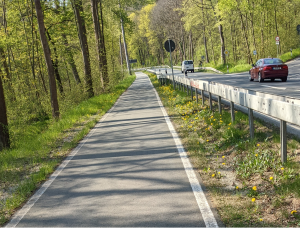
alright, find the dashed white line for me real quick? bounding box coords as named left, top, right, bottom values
left=261, top=85, right=286, bottom=90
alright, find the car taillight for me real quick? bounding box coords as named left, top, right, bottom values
left=282, top=65, right=288, bottom=70
left=263, top=66, right=272, bottom=71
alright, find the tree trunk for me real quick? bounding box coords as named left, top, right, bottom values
left=61, top=0, right=81, bottom=84
left=98, top=0, right=109, bottom=87
left=0, top=71, right=9, bottom=150
left=62, top=34, right=81, bottom=84
left=91, top=0, right=109, bottom=90
left=35, top=0, right=59, bottom=119
left=236, top=1, right=252, bottom=64
left=46, top=31, right=64, bottom=95
left=0, top=47, right=15, bottom=100
left=208, top=0, right=226, bottom=64
left=201, top=0, right=209, bottom=63
left=72, top=0, right=94, bottom=97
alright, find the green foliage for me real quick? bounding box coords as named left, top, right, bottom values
left=128, top=0, right=300, bottom=68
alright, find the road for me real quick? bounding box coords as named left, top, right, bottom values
left=159, top=57, right=300, bottom=100
left=6, top=72, right=220, bottom=228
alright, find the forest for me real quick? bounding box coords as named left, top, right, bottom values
left=1, top=0, right=300, bottom=149
left=128, top=0, right=300, bottom=69
left=0, top=0, right=151, bottom=150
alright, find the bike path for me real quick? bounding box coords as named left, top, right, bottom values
left=7, top=72, right=219, bottom=227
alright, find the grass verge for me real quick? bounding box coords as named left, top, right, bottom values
left=146, top=71, right=300, bottom=227
left=202, top=48, right=300, bottom=74
left=0, top=74, right=136, bottom=226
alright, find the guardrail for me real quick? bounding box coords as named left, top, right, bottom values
left=173, top=66, right=223, bottom=74
left=147, top=69, right=300, bottom=164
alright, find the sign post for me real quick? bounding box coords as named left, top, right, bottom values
left=276, top=36, right=280, bottom=58
left=253, top=50, right=257, bottom=62
left=290, top=48, right=293, bottom=57
left=164, top=39, right=176, bottom=90
left=129, top=59, right=137, bottom=72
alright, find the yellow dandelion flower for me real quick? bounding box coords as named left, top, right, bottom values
left=260, top=219, right=263, bottom=222
left=255, top=154, right=258, bottom=157
left=207, top=140, right=209, bottom=142
left=281, top=167, right=284, bottom=171
left=252, top=198, right=256, bottom=202
left=252, top=186, right=257, bottom=191
left=222, top=156, right=225, bottom=159
left=257, top=144, right=260, bottom=146
left=236, top=186, right=239, bottom=189
left=291, top=210, right=297, bottom=215
left=222, top=163, right=225, bottom=165
left=269, top=177, right=273, bottom=180
left=181, top=126, right=183, bottom=128
left=228, top=127, right=230, bottom=130
left=212, top=174, right=215, bottom=177
left=211, top=123, right=213, bottom=125
left=218, top=172, right=221, bottom=174
left=194, top=129, right=197, bottom=131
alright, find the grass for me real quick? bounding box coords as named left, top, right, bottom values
left=147, top=71, right=300, bottom=227
left=0, top=74, right=136, bottom=226
left=280, top=48, right=300, bottom=63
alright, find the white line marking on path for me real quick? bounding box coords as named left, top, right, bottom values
left=261, top=85, right=286, bottom=90
left=148, top=75, right=219, bottom=228
left=225, top=80, right=236, bottom=82
left=5, top=91, right=126, bottom=228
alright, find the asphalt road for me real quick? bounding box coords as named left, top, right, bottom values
left=6, top=72, right=219, bottom=227
left=160, top=57, right=300, bottom=100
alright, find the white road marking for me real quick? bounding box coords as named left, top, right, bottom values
left=225, top=80, right=236, bottom=82
left=261, top=85, right=286, bottom=90
left=149, top=75, right=219, bottom=228
left=5, top=93, right=124, bottom=228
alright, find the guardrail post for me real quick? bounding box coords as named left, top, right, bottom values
left=187, top=85, right=189, bottom=95
left=280, top=120, right=287, bottom=164
left=196, top=88, right=198, bottom=103
left=218, top=96, right=222, bottom=114
left=191, top=86, right=193, bottom=100
left=248, top=108, right=254, bottom=139
left=209, top=92, right=212, bottom=110
left=230, top=101, right=235, bottom=122
left=201, top=90, right=205, bottom=106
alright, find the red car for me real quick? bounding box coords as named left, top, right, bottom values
left=249, top=58, right=288, bottom=82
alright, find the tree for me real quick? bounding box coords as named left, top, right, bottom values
left=0, top=70, right=9, bottom=150
left=35, top=0, right=60, bottom=119
left=72, top=0, right=94, bottom=97
left=91, top=0, right=109, bottom=90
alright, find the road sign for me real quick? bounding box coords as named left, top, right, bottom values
left=297, top=25, right=300, bottom=32
left=164, top=40, right=175, bottom=52
left=253, top=50, right=257, bottom=55
left=275, top=36, right=280, bottom=42
left=224, top=50, right=229, bottom=56
left=129, top=59, right=137, bottom=63
left=276, top=41, right=280, bottom=45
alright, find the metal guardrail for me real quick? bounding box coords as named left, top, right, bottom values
left=147, top=69, right=300, bottom=164
left=173, top=66, right=223, bottom=74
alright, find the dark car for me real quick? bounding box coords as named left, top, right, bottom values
left=249, top=58, right=288, bottom=82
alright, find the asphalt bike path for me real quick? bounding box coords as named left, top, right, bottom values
left=6, top=72, right=219, bottom=227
